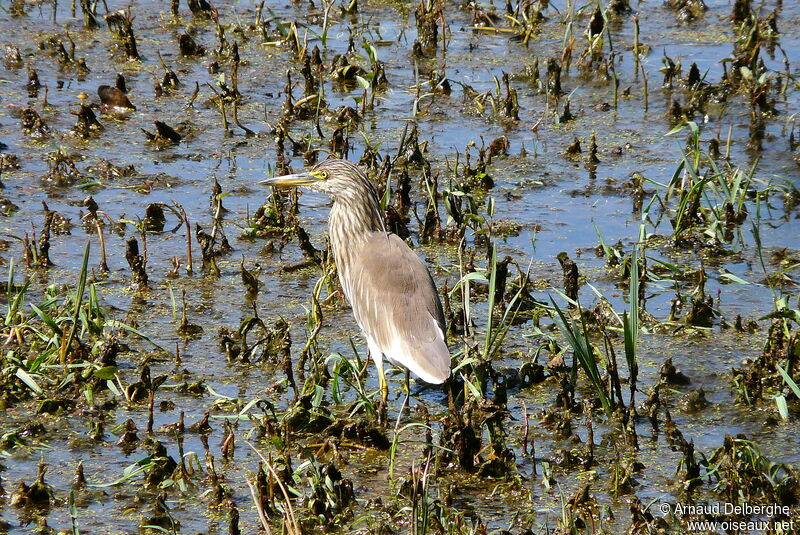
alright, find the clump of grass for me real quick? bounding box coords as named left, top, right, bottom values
left=1, top=244, right=158, bottom=410
left=550, top=297, right=613, bottom=417
left=706, top=435, right=799, bottom=506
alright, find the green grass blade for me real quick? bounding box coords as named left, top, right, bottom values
left=105, top=319, right=164, bottom=351
left=30, top=303, right=63, bottom=338
left=16, top=368, right=42, bottom=394
left=61, top=242, right=91, bottom=362
left=550, top=297, right=612, bottom=416
left=776, top=364, right=800, bottom=399
left=622, top=242, right=640, bottom=404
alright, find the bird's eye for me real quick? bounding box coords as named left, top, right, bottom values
left=320, top=171, right=329, bottom=179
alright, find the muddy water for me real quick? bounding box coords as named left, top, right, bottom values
left=0, top=0, right=798, bottom=532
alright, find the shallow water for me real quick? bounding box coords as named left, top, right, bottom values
left=0, top=0, right=798, bottom=532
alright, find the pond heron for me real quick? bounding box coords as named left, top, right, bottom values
left=261, top=159, right=451, bottom=401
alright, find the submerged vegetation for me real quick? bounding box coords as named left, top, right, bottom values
left=0, top=0, right=798, bottom=532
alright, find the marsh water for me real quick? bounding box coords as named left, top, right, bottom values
left=0, top=0, right=798, bottom=532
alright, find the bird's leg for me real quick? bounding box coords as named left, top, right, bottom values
left=372, top=347, right=388, bottom=425
left=378, top=365, right=389, bottom=405
left=403, top=368, right=411, bottom=413
left=376, top=371, right=388, bottom=426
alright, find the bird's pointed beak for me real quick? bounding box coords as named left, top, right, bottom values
left=260, top=171, right=319, bottom=187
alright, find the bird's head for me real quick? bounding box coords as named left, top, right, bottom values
left=260, top=158, right=370, bottom=198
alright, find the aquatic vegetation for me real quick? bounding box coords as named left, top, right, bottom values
left=0, top=0, right=797, bottom=531
left=0, top=247, right=151, bottom=411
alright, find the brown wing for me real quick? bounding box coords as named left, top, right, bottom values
left=347, top=233, right=450, bottom=384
